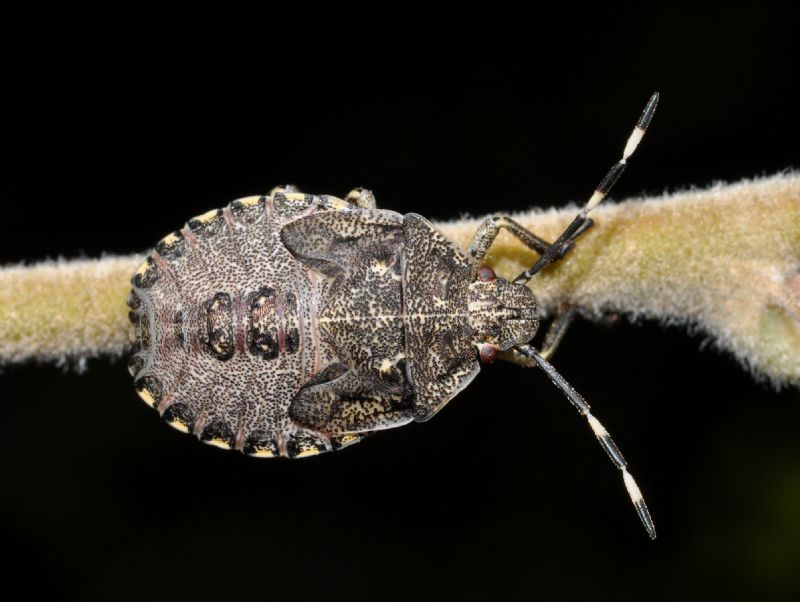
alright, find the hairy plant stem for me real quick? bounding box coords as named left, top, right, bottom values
left=1, top=173, right=798, bottom=385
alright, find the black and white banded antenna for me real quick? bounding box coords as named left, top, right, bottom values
left=513, top=92, right=659, bottom=284
left=515, top=345, right=657, bottom=540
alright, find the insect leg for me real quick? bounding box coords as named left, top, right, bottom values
left=498, top=305, right=577, bottom=367
left=514, top=343, right=657, bottom=540
left=270, top=184, right=302, bottom=195
left=514, top=92, right=659, bottom=284
left=496, top=348, right=536, bottom=368
left=538, top=305, right=576, bottom=360
left=345, top=187, right=377, bottom=209
left=468, top=215, right=553, bottom=261
left=468, top=214, right=597, bottom=264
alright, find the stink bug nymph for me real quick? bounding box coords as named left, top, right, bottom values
left=128, top=93, right=660, bottom=539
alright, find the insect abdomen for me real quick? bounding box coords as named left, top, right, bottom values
left=128, top=194, right=335, bottom=458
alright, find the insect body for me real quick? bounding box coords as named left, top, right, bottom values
left=128, top=93, right=659, bottom=538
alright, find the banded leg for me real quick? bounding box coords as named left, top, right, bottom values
left=514, top=92, right=659, bottom=284
left=467, top=215, right=593, bottom=264
left=514, top=343, right=656, bottom=540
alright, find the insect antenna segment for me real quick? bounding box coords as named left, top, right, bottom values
left=513, top=92, right=659, bottom=284
left=502, top=95, right=661, bottom=538
left=515, top=344, right=657, bottom=540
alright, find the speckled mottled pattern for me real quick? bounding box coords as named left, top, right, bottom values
left=128, top=191, right=540, bottom=458
left=402, top=214, right=481, bottom=420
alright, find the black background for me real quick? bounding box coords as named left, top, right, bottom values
left=2, top=6, right=799, bottom=602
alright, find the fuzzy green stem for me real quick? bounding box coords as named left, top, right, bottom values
left=0, top=256, right=139, bottom=369
left=1, top=174, right=798, bottom=385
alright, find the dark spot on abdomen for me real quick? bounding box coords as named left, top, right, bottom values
left=132, top=257, right=161, bottom=289
left=127, top=354, right=145, bottom=377
left=162, top=403, right=196, bottom=433
left=247, top=287, right=280, bottom=359
left=230, top=196, right=266, bottom=224
left=243, top=430, right=279, bottom=457
left=200, top=420, right=234, bottom=449
left=283, top=291, right=300, bottom=355
left=188, top=209, right=224, bottom=238
left=135, top=375, right=163, bottom=407
left=155, top=231, right=187, bottom=260
left=173, top=310, right=185, bottom=347
left=204, top=293, right=234, bottom=361
left=286, top=433, right=327, bottom=458
left=127, top=290, right=141, bottom=310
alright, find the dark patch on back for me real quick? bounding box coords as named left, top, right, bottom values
left=284, top=291, right=300, bottom=354
left=272, top=192, right=314, bottom=218
left=135, top=375, right=163, bottom=404
left=127, top=354, right=145, bottom=377
left=132, top=257, right=161, bottom=289
left=247, top=286, right=279, bottom=359
left=173, top=310, right=185, bottom=346
left=230, top=197, right=266, bottom=224
left=243, top=430, right=280, bottom=457
left=200, top=420, right=234, bottom=447
left=286, top=328, right=300, bottom=354
left=286, top=433, right=327, bottom=458
left=204, top=293, right=234, bottom=361
left=155, top=231, right=187, bottom=260
left=188, top=209, right=224, bottom=237
left=163, top=403, right=196, bottom=430
left=127, top=290, right=141, bottom=310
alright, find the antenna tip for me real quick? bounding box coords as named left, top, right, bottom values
left=637, top=92, right=660, bottom=130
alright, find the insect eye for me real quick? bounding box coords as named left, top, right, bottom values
left=477, top=266, right=496, bottom=282
left=479, top=343, right=498, bottom=364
